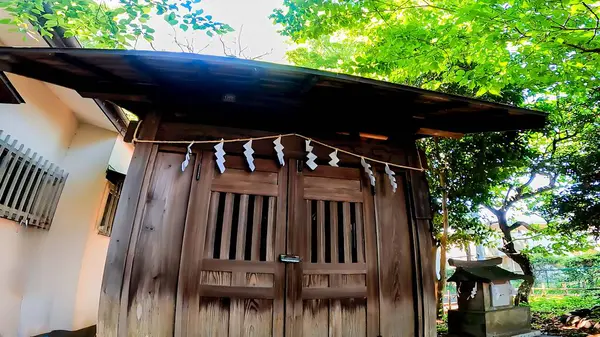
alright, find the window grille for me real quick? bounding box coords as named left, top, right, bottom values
left=0, top=130, right=68, bottom=229
left=97, top=169, right=124, bottom=236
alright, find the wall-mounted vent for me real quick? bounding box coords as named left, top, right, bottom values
left=0, top=130, right=68, bottom=229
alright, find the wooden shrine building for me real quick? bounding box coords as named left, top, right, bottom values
left=0, top=48, right=546, bottom=337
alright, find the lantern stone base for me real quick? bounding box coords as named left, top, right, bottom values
left=448, top=306, right=535, bottom=337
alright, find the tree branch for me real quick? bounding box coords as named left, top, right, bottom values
left=508, top=221, right=530, bottom=231
left=582, top=2, right=600, bottom=43
left=564, top=42, right=600, bottom=53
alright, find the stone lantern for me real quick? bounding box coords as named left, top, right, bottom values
left=447, top=257, right=540, bottom=337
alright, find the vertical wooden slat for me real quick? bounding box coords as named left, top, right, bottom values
left=0, top=143, right=24, bottom=204
left=100, top=112, right=160, bottom=337
left=22, top=160, right=49, bottom=221
left=219, top=192, right=234, bottom=259
left=363, top=175, right=380, bottom=337
left=0, top=139, right=17, bottom=179
left=43, top=172, right=68, bottom=229
left=317, top=200, right=325, bottom=263
left=305, top=199, right=312, bottom=263
left=286, top=160, right=304, bottom=337
left=251, top=195, right=263, bottom=261
left=330, top=201, right=339, bottom=263
left=175, top=152, right=213, bottom=337
left=342, top=202, right=352, bottom=263
left=273, top=162, right=288, bottom=337
left=29, top=163, right=54, bottom=225
left=204, top=191, right=221, bottom=258
left=355, top=203, right=365, bottom=263
left=235, top=194, right=249, bottom=260
left=38, top=167, right=64, bottom=227
left=126, top=151, right=193, bottom=337
left=3, top=148, right=31, bottom=217
left=265, top=196, right=276, bottom=261
left=15, top=154, right=43, bottom=221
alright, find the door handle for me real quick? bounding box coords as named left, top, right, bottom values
left=279, top=254, right=302, bottom=264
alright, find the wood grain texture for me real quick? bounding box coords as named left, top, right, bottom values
left=375, top=173, right=416, bottom=337
left=204, top=191, right=221, bottom=258
left=286, top=160, right=304, bottom=337
left=330, top=201, right=339, bottom=264
left=236, top=194, right=250, bottom=260
left=302, top=275, right=329, bottom=337
left=198, top=298, right=230, bottom=337
left=362, top=174, right=380, bottom=337
left=266, top=197, right=276, bottom=262
left=342, top=202, right=352, bottom=263
left=273, top=161, right=287, bottom=337
left=220, top=193, right=234, bottom=259
left=175, top=152, right=214, bottom=337
left=355, top=203, right=365, bottom=263
left=198, top=271, right=232, bottom=337
left=341, top=275, right=367, bottom=337
left=243, top=273, right=274, bottom=337
left=251, top=195, right=263, bottom=261
left=316, top=200, right=325, bottom=263
left=126, top=151, right=193, bottom=337
left=304, top=176, right=363, bottom=202
left=99, top=112, right=160, bottom=337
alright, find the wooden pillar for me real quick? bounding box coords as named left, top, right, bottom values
left=98, top=112, right=160, bottom=337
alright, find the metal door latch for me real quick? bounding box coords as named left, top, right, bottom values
left=279, top=254, right=302, bottom=264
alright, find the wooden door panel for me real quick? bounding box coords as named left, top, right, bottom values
left=126, top=151, right=194, bottom=336
left=287, top=161, right=379, bottom=337
left=176, top=154, right=285, bottom=337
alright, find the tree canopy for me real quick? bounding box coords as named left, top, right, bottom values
left=272, top=0, right=600, bottom=238
left=0, top=0, right=232, bottom=48
left=273, top=0, right=600, bottom=304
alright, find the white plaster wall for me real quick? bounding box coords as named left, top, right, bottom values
left=0, top=73, right=78, bottom=163
left=17, top=124, right=117, bottom=336
left=108, top=134, right=134, bottom=175
left=0, top=72, right=78, bottom=337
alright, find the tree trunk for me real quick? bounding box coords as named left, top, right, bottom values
left=435, top=168, right=449, bottom=318
left=495, top=210, right=535, bottom=304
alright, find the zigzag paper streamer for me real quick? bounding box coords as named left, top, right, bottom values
left=361, top=157, right=376, bottom=187
left=305, top=139, right=318, bottom=170
left=214, top=139, right=226, bottom=173
left=181, top=142, right=193, bottom=172
left=385, top=164, right=397, bottom=193
left=328, top=150, right=339, bottom=167
left=243, top=139, right=255, bottom=171
left=273, top=136, right=285, bottom=166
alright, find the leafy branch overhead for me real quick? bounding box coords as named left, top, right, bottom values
left=0, top=0, right=233, bottom=49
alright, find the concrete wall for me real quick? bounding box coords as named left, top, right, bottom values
left=0, top=74, right=131, bottom=336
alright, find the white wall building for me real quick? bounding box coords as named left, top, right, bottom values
left=0, top=15, right=133, bottom=337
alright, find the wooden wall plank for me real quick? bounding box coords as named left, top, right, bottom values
left=126, top=151, right=193, bottom=336
left=342, top=202, right=352, bottom=263
left=175, top=152, right=213, bottom=337
left=273, top=162, right=287, bottom=337
left=302, top=275, right=329, bottom=337
left=243, top=274, right=274, bottom=337
left=266, top=196, right=276, bottom=262
left=286, top=160, right=304, bottom=337
left=354, top=203, right=365, bottom=263
left=219, top=193, right=234, bottom=259
left=99, top=112, right=160, bottom=337
left=362, top=175, right=380, bottom=337
left=375, top=173, right=416, bottom=337
left=341, top=275, right=367, bottom=337
left=251, top=195, right=264, bottom=261
left=316, top=200, right=325, bottom=263
left=330, top=201, right=339, bottom=264
left=236, top=194, right=249, bottom=260
left=305, top=199, right=312, bottom=263
left=204, top=192, right=221, bottom=259
left=199, top=268, right=231, bottom=337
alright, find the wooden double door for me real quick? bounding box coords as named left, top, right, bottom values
left=173, top=151, right=379, bottom=337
